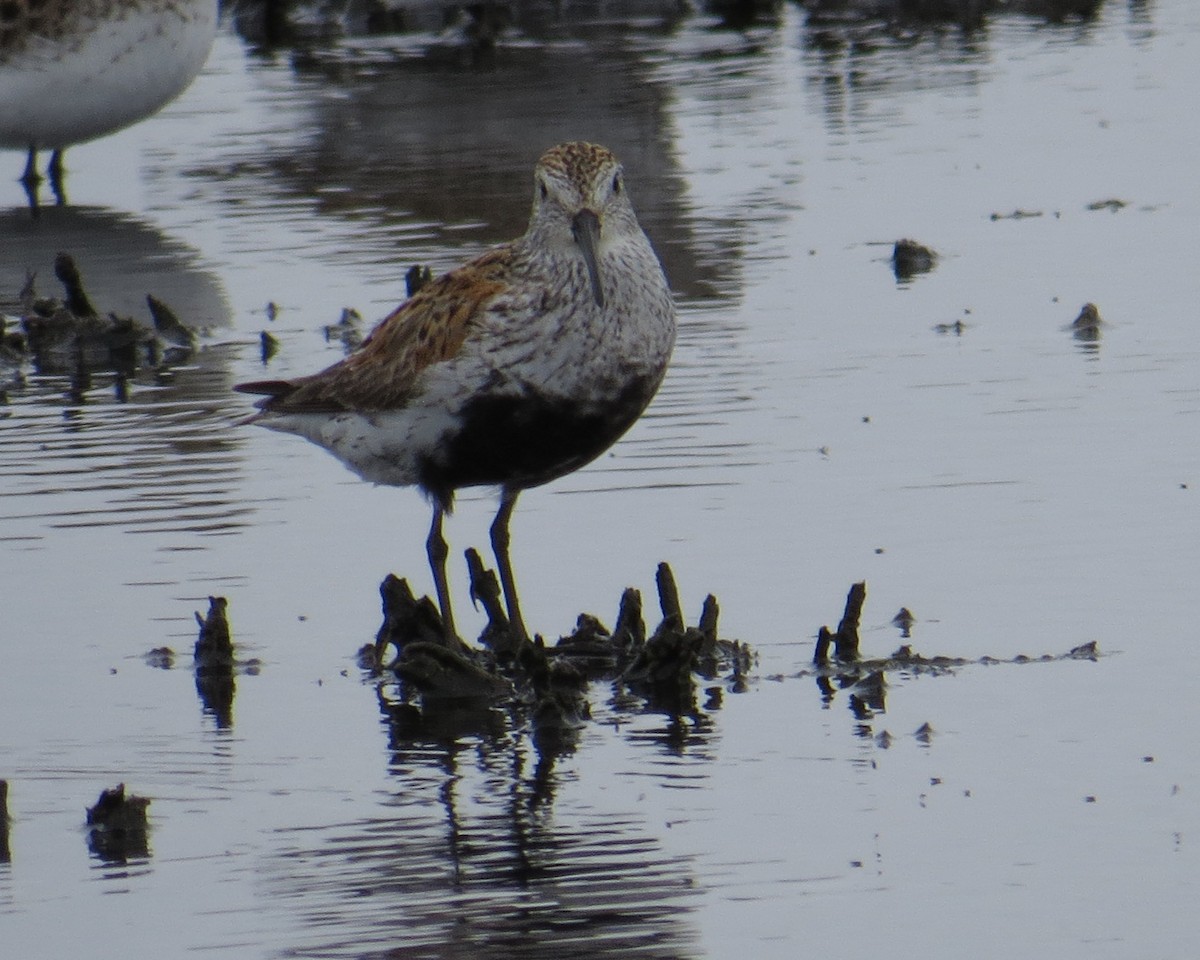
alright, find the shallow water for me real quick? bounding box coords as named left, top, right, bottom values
left=2, top=1, right=1199, bottom=957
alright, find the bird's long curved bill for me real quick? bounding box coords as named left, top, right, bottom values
left=571, top=209, right=605, bottom=308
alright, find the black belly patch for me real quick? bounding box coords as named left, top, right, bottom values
left=419, top=376, right=658, bottom=504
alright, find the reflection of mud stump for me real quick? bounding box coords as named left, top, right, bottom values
left=814, top=581, right=866, bottom=664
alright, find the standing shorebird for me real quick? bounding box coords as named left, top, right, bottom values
left=0, top=0, right=218, bottom=205
left=236, top=142, right=677, bottom=641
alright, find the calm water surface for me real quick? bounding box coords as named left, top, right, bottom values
left=2, top=2, right=1198, bottom=957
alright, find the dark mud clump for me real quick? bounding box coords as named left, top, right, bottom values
left=86, top=783, right=150, bottom=863
left=891, top=238, right=937, bottom=282
left=1070, top=302, right=1103, bottom=344
left=806, top=580, right=1104, bottom=722
left=368, top=559, right=753, bottom=749
left=194, top=596, right=237, bottom=726
left=10, top=252, right=201, bottom=386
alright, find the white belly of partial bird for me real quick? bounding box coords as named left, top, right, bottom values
left=0, top=0, right=218, bottom=151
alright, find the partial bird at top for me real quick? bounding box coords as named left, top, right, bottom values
left=0, top=0, right=218, bottom=208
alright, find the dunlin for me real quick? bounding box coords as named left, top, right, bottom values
left=0, top=0, right=218, bottom=203
left=237, top=142, right=677, bottom=640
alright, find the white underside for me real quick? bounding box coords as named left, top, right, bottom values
left=262, top=403, right=463, bottom=491
left=0, top=0, right=218, bottom=151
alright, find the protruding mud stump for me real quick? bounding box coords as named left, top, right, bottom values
left=465, top=548, right=520, bottom=659
left=194, top=597, right=235, bottom=725
left=374, top=574, right=450, bottom=668
left=814, top=581, right=866, bottom=665
left=194, top=597, right=233, bottom=669
left=147, top=294, right=196, bottom=352
left=892, top=238, right=937, bottom=282
left=612, top=587, right=646, bottom=653
left=0, top=779, right=10, bottom=862
left=406, top=265, right=433, bottom=297
left=86, top=783, right=150, bottom=862
left=53, top=252, right=97, bottom=318
left=376, top=571, right=509, bottom=701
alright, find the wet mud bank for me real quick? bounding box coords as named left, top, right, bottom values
left=2, top=251, right=209, bottom=400
left=369, top=560, right=753, bottom=751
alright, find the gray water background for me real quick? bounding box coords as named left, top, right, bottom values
left=1, top=2, right=1197, bottom=957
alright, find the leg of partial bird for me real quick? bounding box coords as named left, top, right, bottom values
left=426, top=504, right=457, bottom=640
left=48, top=149, right=66, bottom=205
left=20, top=147, right=40, bottom=185
left=20, top=147, right=42, bottom=212
left=490, top=489, right=528, bottom=642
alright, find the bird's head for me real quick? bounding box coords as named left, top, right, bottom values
left=529, top=141, right=638, bottom=308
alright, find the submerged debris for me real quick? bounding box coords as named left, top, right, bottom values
left=85, top=783, right=150, bottom=862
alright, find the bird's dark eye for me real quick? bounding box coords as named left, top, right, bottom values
left=539, top=181, right=548, bottom=200
left=612, top=174, right=621, bottom=194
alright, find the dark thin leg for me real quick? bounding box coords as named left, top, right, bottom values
left=426, top=504, right=457, bottom=639
left=490, top=489, right=528, bottom=642
left=48, top=149, right=66, bottom=206
left=20, top=147, right=39, bottom=185
left=20, top=147, right=42, bottom=212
